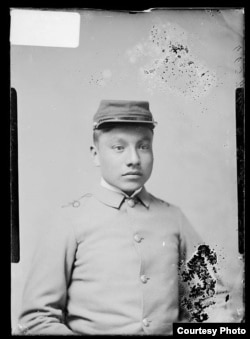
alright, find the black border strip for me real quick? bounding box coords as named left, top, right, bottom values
left=10, top=87, right=20, bottom=263
left=236, top=87, right=245, bottom=257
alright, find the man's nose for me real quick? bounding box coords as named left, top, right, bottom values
left=126, top=147, right=141, bottom=166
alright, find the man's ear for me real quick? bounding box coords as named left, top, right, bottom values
left=90, top=145, right=100, bottom=167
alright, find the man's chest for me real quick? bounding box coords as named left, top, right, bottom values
left=72, top=203, right=180, bottom=281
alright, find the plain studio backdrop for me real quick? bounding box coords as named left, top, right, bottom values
left=11, top=8, right=244, bottom=329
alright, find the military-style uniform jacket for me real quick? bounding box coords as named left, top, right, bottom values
left=16, top=185, right=211, bottom=335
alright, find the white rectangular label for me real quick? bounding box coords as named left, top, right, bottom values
left=10, top=9, right=80, bottom=48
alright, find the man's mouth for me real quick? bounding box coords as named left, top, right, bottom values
left=123, top=171, right=142, bottom=176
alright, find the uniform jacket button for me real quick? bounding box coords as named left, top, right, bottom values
left=127, top=199, right=136, bottom=207
left=142, top=318, right=150, bottom=327
left=72, top=200, right=80, bottom=208
left=140, top=275, right=148, bottom=283
left=134, top=234, right=142, bottom=243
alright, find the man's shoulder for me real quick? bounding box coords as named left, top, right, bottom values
left=148, top=193, right=185, bottom=218
left=60, top=193, right=94, bottom=210
left=147, top=191, right=181, bottom=212
left=47, top=193, right=95, bottom=233
left=57, top=192, right=100, bottom=222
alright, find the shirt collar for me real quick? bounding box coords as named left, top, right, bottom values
left=93, top=179, right=151, bottom=209
left=100, top=178, right=143, bottom=198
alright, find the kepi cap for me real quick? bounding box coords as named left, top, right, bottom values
left=93, top=100, right=157, bottom=130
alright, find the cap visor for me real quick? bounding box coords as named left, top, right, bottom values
left=94, top=119, right=157, bottom=129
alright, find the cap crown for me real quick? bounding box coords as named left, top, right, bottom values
left=93, top=100, right=157, bottom=129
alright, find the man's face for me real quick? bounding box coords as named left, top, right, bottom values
left=91, top=125, right=154, bottom=195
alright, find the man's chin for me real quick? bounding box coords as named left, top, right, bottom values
left=119, top=183, right=144, bottom=195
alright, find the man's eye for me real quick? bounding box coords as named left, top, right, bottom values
left=139, top=144, right=150, bottom=150
left=112, top=145, right=124, bottom=151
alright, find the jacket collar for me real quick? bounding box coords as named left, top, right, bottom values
left=93, top=184, right=151, bottom=209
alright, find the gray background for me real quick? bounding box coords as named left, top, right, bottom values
left=11, top=8, right=244, bottom=328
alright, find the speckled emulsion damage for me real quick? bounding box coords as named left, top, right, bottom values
left=179, top=244, right=224, bottom=322
left=127, top=23, right=217, bottom=100
left=89, top=69, right=113, bottom=87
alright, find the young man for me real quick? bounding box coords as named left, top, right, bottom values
left=15, top=100, right=231, bottom=335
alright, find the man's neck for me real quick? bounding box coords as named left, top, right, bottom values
left=100, top=178, right=142, bottom=198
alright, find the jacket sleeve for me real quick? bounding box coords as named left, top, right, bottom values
left=14, top=209, right=78, bottom=335
left=178, top=209, right=203, bottom=264
left=177, top=209, right=241, bottom=323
